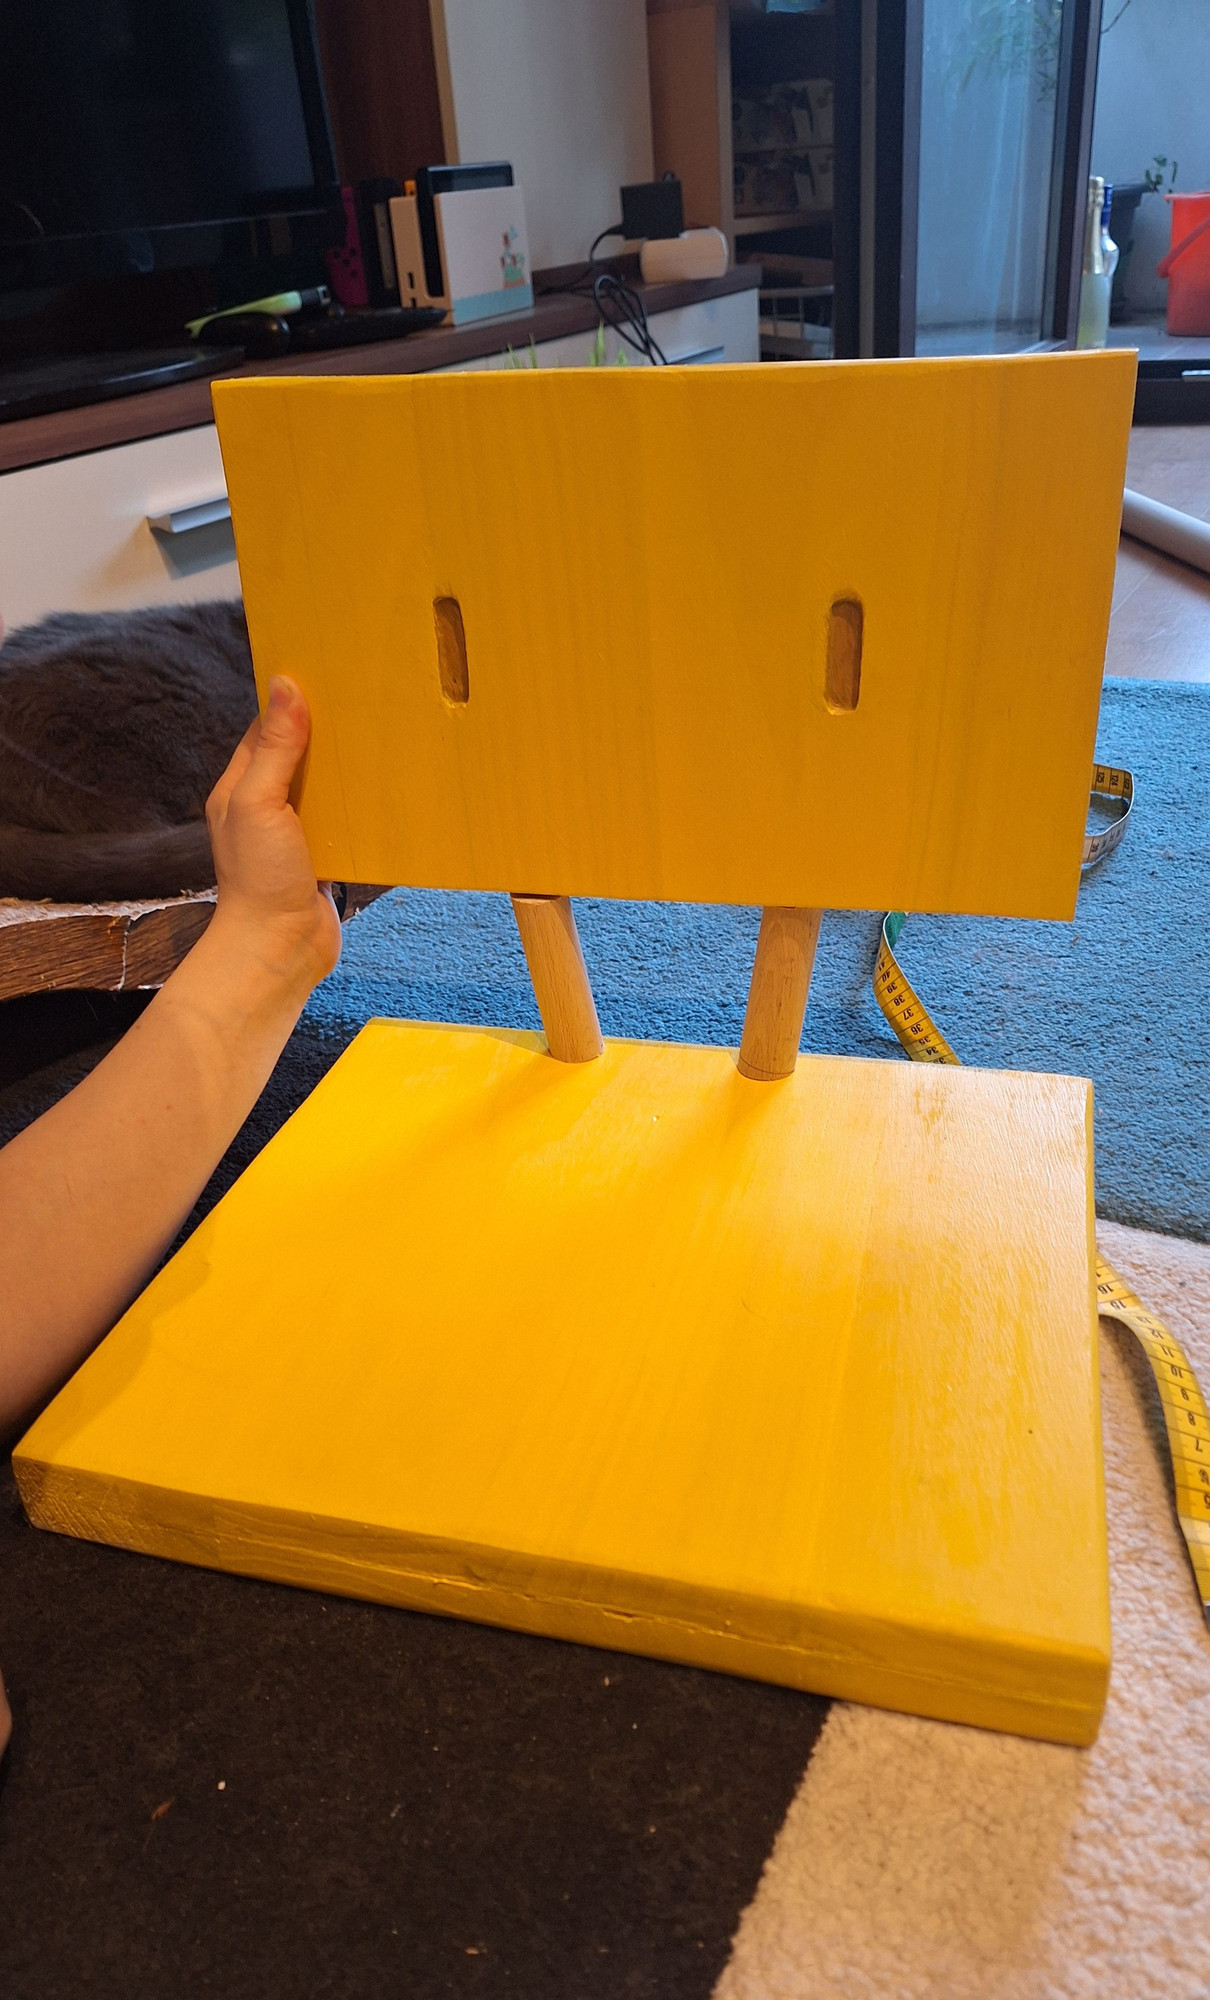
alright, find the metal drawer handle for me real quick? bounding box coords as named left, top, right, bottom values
left=147, top=495, right=231, bottom=537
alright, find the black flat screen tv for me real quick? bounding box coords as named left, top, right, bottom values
left=0, top=0, right=341, bottom=290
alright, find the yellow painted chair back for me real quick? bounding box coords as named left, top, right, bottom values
left=212, top=350, right=1135, bottom=922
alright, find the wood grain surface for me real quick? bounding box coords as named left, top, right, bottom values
left=0, top=886, right=385, bottom=1003
left=0, top=893, right=215, bottom=1003
left=214, top=351, right=1135, bottom=918
left=15, top=1020, right=1106, bottom=1744
left=509, top=895, right=604, bottom=1063
left=737, top=905, right=821, bottom=1081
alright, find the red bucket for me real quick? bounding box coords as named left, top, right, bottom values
left=1158, top=192, right=1210, bottom=336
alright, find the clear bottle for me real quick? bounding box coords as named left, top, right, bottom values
left=1077, top=178, right=1119, bottom=348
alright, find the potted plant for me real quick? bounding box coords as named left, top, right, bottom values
left=1109, top=157, right=1176, bottom=322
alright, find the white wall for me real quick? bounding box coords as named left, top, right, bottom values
left=1091, top=0, right=1210, bottom=310
left=432, top=0, right=653, bottom=270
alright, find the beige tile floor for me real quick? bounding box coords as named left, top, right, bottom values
left=1110, top=426, right=1210, bottom=682
left=1109, top=315, right=1210, bottom=364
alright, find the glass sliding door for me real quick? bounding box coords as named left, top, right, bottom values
left=860, top=0, right=1102, bottom=354
left=916, top=0, right=1064, bottom=350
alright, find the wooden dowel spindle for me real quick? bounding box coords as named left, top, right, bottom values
left=737, top=906, right=823, bottom=1082
left=510, top=894, right=604, bottom=1063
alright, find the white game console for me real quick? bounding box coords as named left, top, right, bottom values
left=390, top=180, right=534, bottom=328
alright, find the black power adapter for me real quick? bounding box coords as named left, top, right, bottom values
left=620, top=176, right=684, bottom=243
left=573, top=174, right=686, bottom=364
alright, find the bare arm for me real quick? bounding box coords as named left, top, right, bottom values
left=0, top=676, right=341, bottom=1436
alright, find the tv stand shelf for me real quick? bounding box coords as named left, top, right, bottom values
left=0, top=269, right=758, bottom=477
left=0, top=269, right=758, bottom=632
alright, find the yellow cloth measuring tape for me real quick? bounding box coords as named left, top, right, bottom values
left=874, top=764, right=1210, bottom=1626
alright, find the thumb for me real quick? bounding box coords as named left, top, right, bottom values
left=236, top=676, right=311, bottom=809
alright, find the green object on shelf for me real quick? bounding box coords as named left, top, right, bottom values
left=186, top=288, right=330, bottom=340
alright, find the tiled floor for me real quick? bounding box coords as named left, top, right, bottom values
left=1109, top=313, right=1210, bottom=364
left=1110, top=425, right=1210, bottom=682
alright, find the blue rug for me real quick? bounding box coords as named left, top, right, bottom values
left=306, top=676, right=1209, bottom=1244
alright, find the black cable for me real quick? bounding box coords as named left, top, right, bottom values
left=591, top=272, right=668, bottom=366
left=536, top=225, right=627, bottom=298
left=588, top=223, right=625, bottom=264
left=534, top=224, right=670, bottom=366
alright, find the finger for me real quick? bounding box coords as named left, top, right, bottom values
left=205, top=714, right=260, bottom=828
left=233, top=676, right=311, bottom=811
left=216, top=715, right=261, bottom=794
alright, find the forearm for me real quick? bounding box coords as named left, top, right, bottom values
left=0, top=912, right=317, bottom=1433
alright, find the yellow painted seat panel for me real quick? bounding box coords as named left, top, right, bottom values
left=15, top=1024, right=1108, bottom=1745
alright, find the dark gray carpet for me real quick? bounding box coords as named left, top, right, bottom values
left=0, top=1457, right=825, bottom=1999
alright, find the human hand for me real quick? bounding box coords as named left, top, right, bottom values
left=205, top=676, right=341, bottom=994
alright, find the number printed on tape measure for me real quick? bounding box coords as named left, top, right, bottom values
left=1158, top=1379, right=1208, bottom=1414
left=1084, top=763, right=1134, bottom=864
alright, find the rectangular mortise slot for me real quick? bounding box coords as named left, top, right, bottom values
left=825, top=597, right=863, bottom=712
left=434, top=596, right=469, bottom=703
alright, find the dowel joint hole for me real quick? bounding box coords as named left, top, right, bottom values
left=434, top=596, right=469, bottom=704
left=825, top=597, right=862, bottom=713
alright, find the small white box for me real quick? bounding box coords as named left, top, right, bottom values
left=390, top=184, right=534, bottom=327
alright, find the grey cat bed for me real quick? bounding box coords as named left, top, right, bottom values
left=0, top=601, right=386, bottom=999
left=0, top=602, right=254, bottom=904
